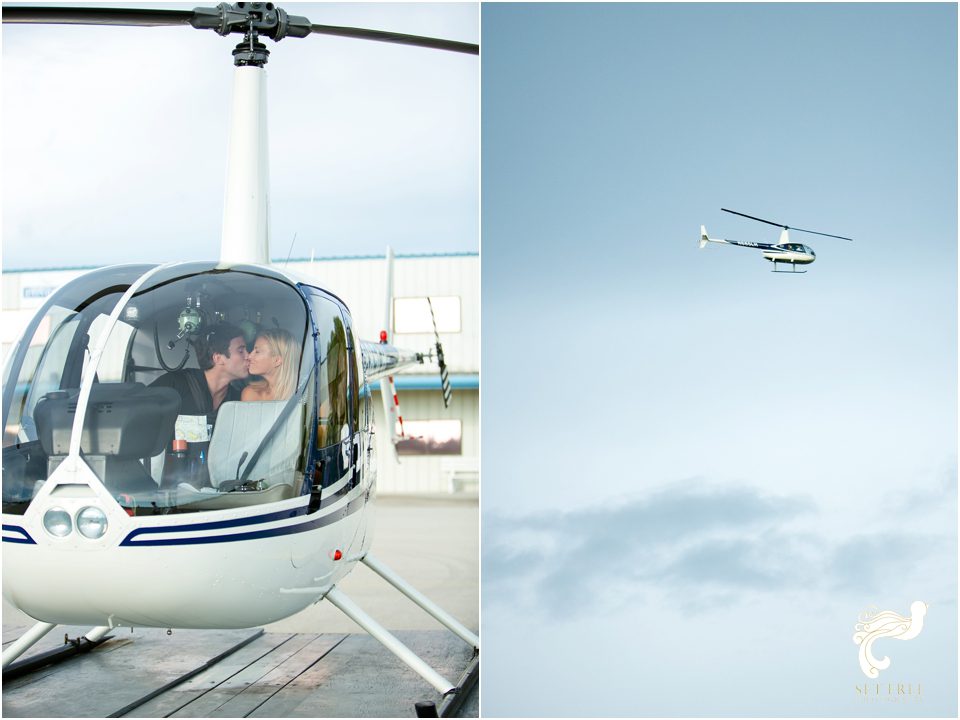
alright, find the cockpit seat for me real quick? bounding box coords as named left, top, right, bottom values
left=207, top=400, right=304, bottom=490
left=34, top=383, right=180, bottom=493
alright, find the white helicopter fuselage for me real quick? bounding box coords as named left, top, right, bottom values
left=3, top=458, right=374, bottom=629
left=1, top=256, right=392, bottom=630
left=2, top=63, right=351, bottom=630
left=760, top=245, right=815, bottom=265
left=699, top=226, right=816, bottom=266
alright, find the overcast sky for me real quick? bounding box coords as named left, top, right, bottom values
left=2, top=2, right=478, bottom=269
left=482, top=3, right=956, bottom=717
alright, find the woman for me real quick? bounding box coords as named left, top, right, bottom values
left=241, top=328, right=299, bottom=401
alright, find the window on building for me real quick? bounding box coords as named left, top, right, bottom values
left=393, top=296, right=461, bottom=334
left=396, top=419, right=462, bottom=455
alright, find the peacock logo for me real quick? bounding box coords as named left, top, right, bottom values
left=853, top=601, right=928, bottom=678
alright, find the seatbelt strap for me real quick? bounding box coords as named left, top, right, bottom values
left=183, top=371, right=210, bottom=415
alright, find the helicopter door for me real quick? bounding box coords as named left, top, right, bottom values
left=343, top=311, right=363, bottom=489
left=304, top=289, right=356, bottom=493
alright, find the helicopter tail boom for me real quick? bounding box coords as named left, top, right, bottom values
left=699, top=226, right=731, bottom=248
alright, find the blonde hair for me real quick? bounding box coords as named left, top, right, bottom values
left=248, top=328, right=299, bottom=400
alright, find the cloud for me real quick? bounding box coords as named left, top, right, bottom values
left=883, top=459, right=958, bottom=514
left=483, top=479, right=949, bottom=618
left=828, top=532, right=942, bottom=593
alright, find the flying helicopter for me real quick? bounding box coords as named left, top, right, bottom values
left=700, top=208, right=853, bottom=273
left=0, top=1, right=478, bottom=708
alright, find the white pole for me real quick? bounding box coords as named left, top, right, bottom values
left=220, top=65, right=271, bottom=266
left=383, top=245, right=395, bottom=341
left=379, top=247, right=399, bottom=446
left=1, top=621, right=56, bottom=668
left=363, top=553, right=479, bottom=649
left=325, top=587, right=455, bottom=695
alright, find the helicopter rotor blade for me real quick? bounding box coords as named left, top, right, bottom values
left=784, top=226, right=853, bottom=241
left=308, top=23, right=478, bottom=55
left=2, top=6, right=478, bottom=54
left=1, top=7, right=195, bottom=27
left=720, top=208, right=787, bottom=229
left=721, top=208, right=853, bottom=241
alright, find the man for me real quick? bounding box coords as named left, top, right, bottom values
left=151, top=323, right=250, bottom=424
left=151, top=324, right=251, bottom=489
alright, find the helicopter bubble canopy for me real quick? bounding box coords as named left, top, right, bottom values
left=776, top=243, right=815, bottom=256
left=3, top=262, right=359, bottom=517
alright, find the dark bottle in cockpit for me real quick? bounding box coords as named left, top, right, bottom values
left=161, top=439, right=189, bottom=489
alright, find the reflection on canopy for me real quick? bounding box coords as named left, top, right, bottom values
left=2, top=263, right=356, bottom=516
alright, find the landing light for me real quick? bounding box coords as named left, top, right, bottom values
left=76, top=506, right=108, bottom=539
left=42, top=508, right=72, bottom=537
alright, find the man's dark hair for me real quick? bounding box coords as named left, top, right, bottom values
left=195, top=323, right=245, bottom=371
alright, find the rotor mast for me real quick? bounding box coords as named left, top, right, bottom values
left=220, top=23, right=272, bottom=265
left=214, top=3, right=311, bottom=266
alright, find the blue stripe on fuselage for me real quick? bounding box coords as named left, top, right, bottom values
left=119, top=492, right=366, bottom=547
left=2, top=524, right=36, bottom=544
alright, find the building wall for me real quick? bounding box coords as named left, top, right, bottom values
left=1, top=268, right=88, bottom=361
left=273, top=254, right=480, bottom=494
left=285, top=254, right=479, bottom=375
left=370, top=388, right=479, bottom=495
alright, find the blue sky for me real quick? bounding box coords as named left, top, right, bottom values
left=1, top=2, right=478, bottom=269
left=481, top=3, right=956, bottom=717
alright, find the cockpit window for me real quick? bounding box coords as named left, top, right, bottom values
left=2, top=263, right=327, bottom=516
left=4, top=305, right=80, bottom=448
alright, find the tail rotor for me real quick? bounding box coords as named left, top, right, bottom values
left=427, top=297, right=452, bottom=408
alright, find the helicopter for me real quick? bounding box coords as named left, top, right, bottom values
left=700, top=207, right=853, bottom=273
left=0, top=1, right=478, bottom=706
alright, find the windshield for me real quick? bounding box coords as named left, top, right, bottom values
left=1, top=263, right=346, bottom=516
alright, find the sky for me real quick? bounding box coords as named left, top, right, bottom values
left=481, top=3, right=957, bottom=717
left=1, top=2, right=478, bottom=269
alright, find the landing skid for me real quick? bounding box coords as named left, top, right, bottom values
left=772, top=263, right=806, bottom=274
left=4, top=555, right=479, bottom=716
left=2, top=622, right=112, bottom=674
left=325, top=553, right=479, bottom=715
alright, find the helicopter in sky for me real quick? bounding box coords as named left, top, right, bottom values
left=0, top=2, right=478, bottom=707
left=700, top=208, right=853, bottom=273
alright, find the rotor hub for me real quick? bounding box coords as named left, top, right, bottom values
left=190, top=2, right=312, bottom=46
left=232, top=29, right=270, bottom=67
